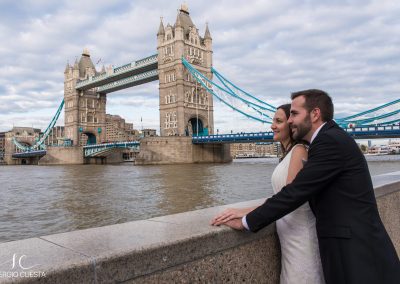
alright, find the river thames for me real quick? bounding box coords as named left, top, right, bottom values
left=1, top=155, right=399, bottom=243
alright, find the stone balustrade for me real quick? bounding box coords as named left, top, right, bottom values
left=0, top=172, right=399, bottom=283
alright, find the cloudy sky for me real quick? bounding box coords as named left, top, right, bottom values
left=0, top=0, right=399, bottom=133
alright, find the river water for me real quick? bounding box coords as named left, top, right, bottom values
left=1, top=155, right=399, bottom=243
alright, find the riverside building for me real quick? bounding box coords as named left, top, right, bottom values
left=230, top=142, right=279, bottom=158
left=106, top=114, right=140, bottom=142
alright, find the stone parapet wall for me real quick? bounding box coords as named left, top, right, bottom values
left=0, top=172, right=399, bottom=283
left=373, top=172, right=400, bottom=255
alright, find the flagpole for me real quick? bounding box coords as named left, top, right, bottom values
left=196, top=80, right=199, bottom=136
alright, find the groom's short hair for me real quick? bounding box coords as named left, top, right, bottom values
left=291, top=89, right=334, bottom=122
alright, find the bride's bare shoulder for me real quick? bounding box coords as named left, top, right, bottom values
left=291, top=144, right=308, bottom=160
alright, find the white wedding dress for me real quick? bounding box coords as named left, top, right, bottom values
left=271, top=145, right=325, bottom=284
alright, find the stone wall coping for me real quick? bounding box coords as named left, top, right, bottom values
left=0, top=172, right=399, bottom=283
left=372, top=171, right=400, bottom=197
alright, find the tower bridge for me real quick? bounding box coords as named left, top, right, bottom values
left=7, top=3, right=400, bottom=165
left=63, top=4, right=213, bottom=148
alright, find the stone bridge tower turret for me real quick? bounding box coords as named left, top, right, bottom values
left=157, top=4, right=214, bottom=136
left=64, top=49, right=107, bottom=146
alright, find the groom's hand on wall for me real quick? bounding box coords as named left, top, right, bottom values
left=224, top=218, right=245, bottom=230
left=211, top=208, right=249, bottom=226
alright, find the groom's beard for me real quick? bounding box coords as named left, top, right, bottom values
left=291, top=114, right=312, bottom=140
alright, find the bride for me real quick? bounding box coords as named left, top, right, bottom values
left=211, top=104, right=325, bottom=284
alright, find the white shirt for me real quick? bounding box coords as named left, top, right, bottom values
left=310, top=122, right=326, bottom=144
left=242, top=122, right=327, bottom=230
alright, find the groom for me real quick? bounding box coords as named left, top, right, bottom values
left=212, top=89, right=400, bottom=283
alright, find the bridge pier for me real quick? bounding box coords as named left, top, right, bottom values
left=85, top=157, right=106, bottom=164
left=135, top=136, right=232, bottom=165
left=38, top=146, right=84, bottom=165
left=4, top=156, right=42, bottom=165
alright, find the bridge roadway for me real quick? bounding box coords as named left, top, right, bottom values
left=12, top=150, right=47, bottom=158
left=344, top=125, right=400, bottom=139
left=84, top=141, right=140, bottom=157
left=192, top=125, right=400, bottom=144
left=75, top=54, right=158, bottom=92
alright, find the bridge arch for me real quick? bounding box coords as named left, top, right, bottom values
left=187, top=116, right=207, bottom=136
left=82, top=131, right=97, bottom=145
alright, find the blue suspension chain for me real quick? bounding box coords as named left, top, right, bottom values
left=182, top=58, right=272, bottom=124
left=337, top=98, right=400, bottom=122
left=13, top=99, right=65, bottom=151
left=212, top=70, right=275, bottom=117
left=211, top=67, right=277, bottom=111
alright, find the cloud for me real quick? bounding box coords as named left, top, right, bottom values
left=0, top=0, right=399, bottom=132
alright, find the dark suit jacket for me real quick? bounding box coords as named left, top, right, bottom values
left=246, top=120, right=400, bottom=283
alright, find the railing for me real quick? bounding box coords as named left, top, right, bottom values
left=344, top=125, right=400, bottom=137
left=134, top=54, right=158, bottom=66
left=114, top=63, right=133, bottom=73
left=192, top=132, right=274, bottom=144
left=75, top=54, right=158, bottom=90
left=96, top=70, right=158, bottom=93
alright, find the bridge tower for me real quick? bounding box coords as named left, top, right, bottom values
left=64, top=49, right=107, bottom=146
left=157, top=4, right=214, bottom=136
